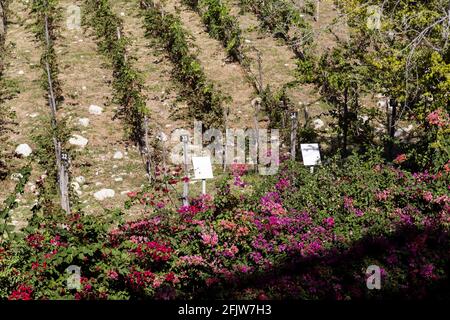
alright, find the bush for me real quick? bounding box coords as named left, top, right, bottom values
left=1, top=151, right=448, bottom=299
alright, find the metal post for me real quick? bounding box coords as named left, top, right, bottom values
left=290, top=111, right=298, bottom=161
left=181, top=134, right=189, bottom=206
left=143, top=116, right=152, bottom=183
left=252, top=98, right=261, bottom=171
left=201, top=179, right=206, bottom=195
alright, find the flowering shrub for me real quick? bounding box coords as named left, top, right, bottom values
left=0, top=151, right=448, bottom=300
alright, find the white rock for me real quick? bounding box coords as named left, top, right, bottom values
left=377, top=100, right=387, bottom=108
left=245, top=39, right=251, bottom=43
left=359, top=115, right=369, bottom=123
left=15, top=144, right=32, bottom=157
left=75, top=176, right=86, bottom=185
left=121, top=190, right=131, bottom=195
left=120, top=12, right=125, bottom=16
left=88, top=104, right=103, bottom=115
left=313, top=119, right=325, bottom=130
left=18, top=70, right=24, bottom=75
left=69, top=134, right=88, bottom=148
left=403, top=124, right=414, bottom=133
left=29, top=113, right=39, bottom=118
left=10, top=173, right=23, bottom=181
left=114, top=177, right=123, bottom=182
left=94, top=189, right=115, bottom=201
left=82, top=86, right=87, bottom=91
left=113, top=151, right=124, bottom=160
left=71, top=182, right=83, bottom=196
left=78, top=118, right=90, bottom=127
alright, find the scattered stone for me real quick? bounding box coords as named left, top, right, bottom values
left=18, top=70, right=24, bottom=75
left=377, top=100, right=387, bottom=108
left=359, top=115, right=369, bottom=123
left=113, top=151, right=124, bottom=160
left=114, top=177, right=123, bottom=182
left=313, top=119, right=325, bottom=130
left=94, top=189, right=115, bottom=201
left=75, top=176, right=86, bottom=185
left=29, top=113, right=39, bottom=118
left=88, top=104, right=103, bottom=115
left=402, top=124, right=414, bottom=133
left=69, top=134, right=88, bottom=148
left=82, top=86, right=87, bottom=91
left=27, top=182, right=36, bottom=193
left=71, top=182, right=83, bottom=196
left=15, top=144, right=32, bottom=157
left=10, top=173, right=23, bottom=181
left=78, top=118, right=90, bottom=127
left=245, top=39, right=251, bottom=43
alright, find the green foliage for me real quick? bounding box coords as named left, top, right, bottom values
left=0, top=166, right=31, bottom=240
left=141, top=0, right=225, bottom=128
left=0, top=0, right=17, bottom=180
left=183, top=0, right=243, bottom=61
left=30, top=0, right=63, bottom=105
left=336, top=0, right=450, bottom=168
left=83, top=0, right=149, bottom=146
left=239, top=0, right=314, bottom=58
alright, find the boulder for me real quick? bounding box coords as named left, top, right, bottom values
left=15, top=144, right=32, bottom=157
left=313, top=119, right=325, bottom=130
left=88, top=104, right=103, bottom=115
left=69, top=135, right=88, bottom=148
left=113, top=151, right=124, bottom=160
left=78, top=118, right=90, bottom=127
left=75, top=176, right=86, bottom=185
left=94, top=189, right=115, bottom=201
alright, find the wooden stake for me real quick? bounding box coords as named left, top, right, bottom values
left=144, top=116, right=152, bottom=183
left=181, top=135, right=189, bottom=206
left=290, top=111, right=298, bottom=161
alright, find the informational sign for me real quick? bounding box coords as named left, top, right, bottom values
left=300, top=143, right=321, bottom=166
left=192, top=156, right=214, bottom=180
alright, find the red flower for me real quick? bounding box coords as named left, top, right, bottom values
left=127, top=191, right=138, bottom=198
left=165, top=272, right=176, bottom=283
left=181, top=176, right=190, bottom=183
left=444, top=161, right=450, bottom=173
left=9, top=284, right=33, bottom=300
left=257, top=292, right=269, bottom=300
left=393, top=154, right=407, bottom=164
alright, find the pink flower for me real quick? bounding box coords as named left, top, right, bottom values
left=323, top=217, right=335, bottom=228
left=108, top=270, right=119, bottom=281
left=179, top=255, right=205, bottom=266
left=275, top=178, right=290, bottom=191
left=201, top=230, right=219, bottom=247
left=376, top=189, right=391, bottom=201
left=344, top=196, right=354, bottom=209
left=423, top=191, right=433, bottom=203
left=127, top=191, right=138, bottom=198
left=427, top=109, right=449, bottom=127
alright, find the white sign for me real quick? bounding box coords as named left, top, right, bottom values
left=300, top=144, right=321, bottom=166
left=192, top=156, right=214, bottom=180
